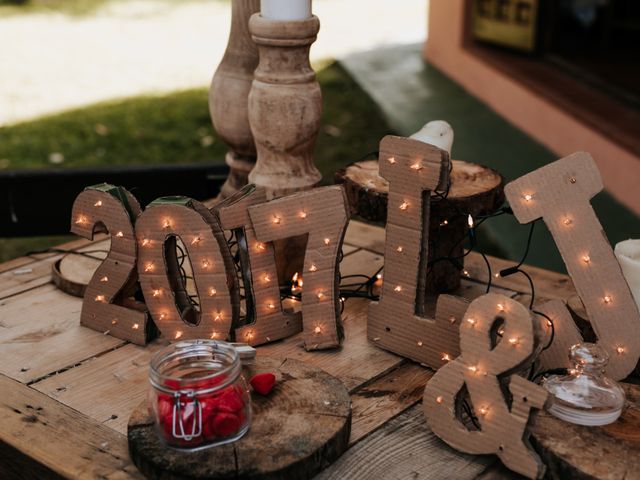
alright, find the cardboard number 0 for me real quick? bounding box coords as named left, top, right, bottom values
left=136, top=197, right=240, bottom=341
left=247, top=186, right=350, bottom=350
left=70, top=184, right=152, bottom=345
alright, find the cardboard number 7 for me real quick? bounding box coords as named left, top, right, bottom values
left=247, top=186, right=350, bottom=350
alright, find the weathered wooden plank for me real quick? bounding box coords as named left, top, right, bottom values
left=0, top=374, right=140, bottom=479
left=316, top=404, right=496, bottom=480
left=0, top=283, right=124, bottom=383
left=0, top=237, right=109, bottom=300
left=344, top=220, right=386, bottom=254
left=350, top=362, right=433, bottom=445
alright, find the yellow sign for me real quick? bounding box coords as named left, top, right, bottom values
left=472, top=0, right=539, bottom=52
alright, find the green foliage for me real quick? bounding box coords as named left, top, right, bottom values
left=0, top=62, right=392, bottom=261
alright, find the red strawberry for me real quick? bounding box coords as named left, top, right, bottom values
left=212, top=412, right=241, bottom=437
left=250, top=373, right=276, bottom=396
left=217, top=386, right=244, bottom=413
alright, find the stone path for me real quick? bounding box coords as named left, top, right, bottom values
left=0, top=0, right=426, bottom=126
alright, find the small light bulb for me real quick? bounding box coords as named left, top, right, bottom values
left=466, top=317, right=476, bottom=326
left=144, top=262, right=154, bottom=272
left=272, top=215, right=281, bottom=225
left=214, top=312, right=222, bottom=321
left=523, top=194, right=533, bottom=202
left=210, top=331, right=219, bottom=339
left=263, top=274, right=271, bottom=282
left=498, top=327, right=505, bottom=335
left=569, top=177, right=577, bottom=184
left=209, top=287, right=217, bottom=297
left=394, top=285, right=402, bottom=292
left=494, top=272, right=500, bottom=278
left=142, top=238, right=151, bottom=247
left=324, top=238, right=331, bottom=246
left=201, top=259, right=211, bottom=269
left=467, top=214, right=474, bottom=228
left=256, top=243, right=266, bottom=251
left=162, top=219, right=172, bottom=229
left=468, top=365, right=478, bottom=373
left=100, top=276, right=109, bottom=283
left=175, top=331, right=183, bottom=340
left=440, top=220, right=448, bottom=226
left=497, top=303, right=505, bottom=312
left=299, top=211, right=307, bottom=219
left=479, top=406, right=489, bottom=416
left=616, top=345, right=626, bottom=354
left=417, top=341, right=423, bottom=347
left=94, top=200, right=102, bottom=207
left=111, top=319, right=117, bottom=325
left=159, top=313, right=167, bottom=320
left=152, top=289, right=161, bottom=298
left=582, top=254, right=591, bottom=264
left=95, top=295, right=106, bottom=303
left=603, top=295, right=613, bottom=304
left=317, top=292, right=325, bottom=300
left=441, top=353, right=451, bottom=362
left=267, top=303, right=276, bottom=310
left=246, top=331, right=254, bottom=340
left=314, top=326, right=322, bottom=334
left=132, top=323, right=140, bottom=330
left=448, top=315, right=456, bottom=324
left=563, top=217, right=573, bottom=226
left=376, top=274, right=383, bottom=280
left=115, top=231, right=124, bottom=238
left=546, top=320, right=553, bottom=328
left=463, top=269, right=470, bottom=277
left=436, top=396, right=444, bottom=404
left=508, top=337, right=519, bottom=346
left=309, top=264, right=317, bottom=272
left=191, top=236, right=202, bottom=246
left=411, top=162, right=423, bottom=171
left=75, top=215, right=87, bottom=225
left=399, top=201, right=409, bottom=211
left=387, top=156, right=396, bottom=164
left=396, top=246, right=404, bottom=253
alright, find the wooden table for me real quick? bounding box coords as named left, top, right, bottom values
left=0, top=221, right=576, bottom=479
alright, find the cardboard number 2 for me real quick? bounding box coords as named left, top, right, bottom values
left=70, top=184, right=152, bottom=345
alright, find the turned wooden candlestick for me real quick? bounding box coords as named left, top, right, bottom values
left=336, top=159, right=504, bottom=293
left=210, top=0, right=260, bottom=198
left=247, top=14, right=323, bottom=199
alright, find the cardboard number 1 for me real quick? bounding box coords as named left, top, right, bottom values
left=70, top=184, right=152, bottom=345
left=505, top=152, right=640, bottom=380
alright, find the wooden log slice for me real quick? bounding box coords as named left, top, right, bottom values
left=128, top=357, right=351, bottom=480
left=335, top=159, right=505, bottom=292
left=531, top=382, right=640, bottom=480
left=52, top=250, right=107, bottom=297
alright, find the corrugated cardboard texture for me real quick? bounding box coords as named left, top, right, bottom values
left=215, top=185, right=302, bottom=346
left=136, top=198, right=240, bottom=341
left=368, top=135, right=463, bottom=369
left=248, top=185, right=349, bottom=350
left=70, top=185, right=151, bottom=345
left=423, top=293, right=548, bottom=479
left=505, top=152, right=640, bottom=380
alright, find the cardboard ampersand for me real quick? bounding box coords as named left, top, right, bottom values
left=423, top=294, right=548, bottom=479
left=505, top=152, right=640, bottom=380
left=70, top=184, right=152, bottom=345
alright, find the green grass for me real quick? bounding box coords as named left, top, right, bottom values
left=0, top=61, right=393, bottom=262
left=0, top=0, right=229, bottom=16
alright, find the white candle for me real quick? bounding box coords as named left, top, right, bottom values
left=261, top=0, right=312, bottom=21
left=410, top=120, right=454, bottom=156
left=615, top=239, right=640, bottom=310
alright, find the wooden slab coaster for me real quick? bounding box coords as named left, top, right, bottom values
left=136, top=197, right=240, bottom=342
left=505, top=152, right=640, bottom=380
left=70, top=184, right=152, bottom=345
left=52, top=249, right=107, bottom=298
left=248, top=185, right=350, bottom=350
left=335, top=158, right=504, bottom=292
left=128, top=357, right=351, bottom=480
left=423, top=293, right=549, bottom=479
left=531, top=382, right=640, bottom=479
left=214, top=184, right=302, bottom=346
